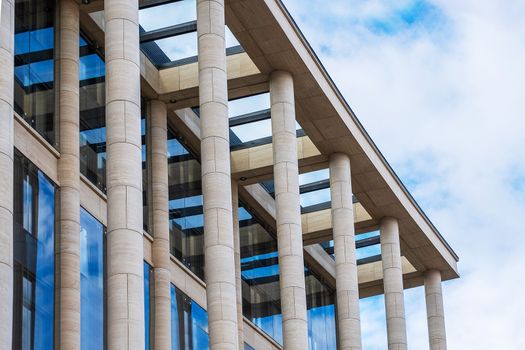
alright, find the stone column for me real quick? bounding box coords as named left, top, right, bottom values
left=424, top=270, right=447, bottom=350
left=380, top=217, right=408, bottom=350
left=149, top=100, right=172, bottom=350
left=270, top=70, right=308, bottom=350
left=231, top=180, right=244, bottom=349
left=104, top=1, right=145, bottom=349
left=57, top=0, right=81, bottom=348
left=0, top=1, right=14, bottom=348
left=329, top=153, right=362, bottom=350
left=197, top=0, right=239, bottom=349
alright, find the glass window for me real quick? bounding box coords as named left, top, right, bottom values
left=299, top=169, right=329, bottom=185
left=14, top=0, right=56, bottom=146
left=80, top=208, right=105, bottom=350
left=228, top=92, right=302, bottom=148
left=239, top=204, right=336, bottom=348
left=12, top=149, right=56, bottom=349
left=171, top=284, right=209, bottom=349
left=79, top=36, right=148, bottom=233
left=144, top=262, right=153, bottom=350
left=79, top=37, right=106, bottom=192
left=300, top=188, right=331, bottom=208
left=139, top=0, right=196, bottom=32
left=153, top=31, right=197, bottom=63
left=168, top=129, right=205, bottom=280
left=229, top=93, right=270, bottom=118
left=321, top=230, right=381, bottom=263
left=305, top=273, right=336, bottom=350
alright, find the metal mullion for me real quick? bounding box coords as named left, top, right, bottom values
left=229, top=109, right=271, bottom=127
left=139, top=0, right=185, bottom=10
left=140, top=20, right=197, bottom=43
left=355, top=236, right=381, bottom=249
left=299, top=179, right=330, bottom=194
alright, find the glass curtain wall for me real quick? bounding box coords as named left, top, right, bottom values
left=144, top=262, right=153, bottom=350
left=14, top=0, right=56, bottom=146
left=79, top=35, right=149, bottom=232
left=239, top=204, right=337, bottom=349
left=170, top=284, right=209, bottom=349
left=80, top=207, right=105, bottom=350
left=167, top=129, right=204, bottom=279
left=139, top=0, right=241, bottom=68
left=79, top=35, right=106, bottom=192
left=12, top=150, right=56, bottom=350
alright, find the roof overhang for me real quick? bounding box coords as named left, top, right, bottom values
left=225, top=0, right=459, bottom=280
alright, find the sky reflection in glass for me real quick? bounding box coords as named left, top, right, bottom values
left=13, top=151, right=56, bottom=349
left=80, top=208, right=105, bottom=350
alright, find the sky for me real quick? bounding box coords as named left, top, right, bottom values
left=280, top=0, right=525, bottom=349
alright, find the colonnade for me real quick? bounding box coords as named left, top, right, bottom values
left=0, top=0, right=448, bottom=349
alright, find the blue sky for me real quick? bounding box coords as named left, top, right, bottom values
left=281, top=0, right=525, bottom=349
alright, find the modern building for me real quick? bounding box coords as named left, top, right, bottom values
left=0, top=0, right=459, bottom=349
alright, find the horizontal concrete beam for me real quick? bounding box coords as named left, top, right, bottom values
left=231, top=135, right=328, bottom=184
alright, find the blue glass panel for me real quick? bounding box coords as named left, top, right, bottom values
left=79, top=35, right=107, bottom=192
left=14, top=60, right=54, bottom=86
left=300, top=188, right=331, bottom=208
left=80, top=53, right=105, bottom=80
left=357, top=244, right=381, bottom=260
left=170, top=284, right=210, bottom=349
left=15, top=27, right=55, bottom=55
left=168, top=129, right=205, bottom=279
left=139, top=0, right=196, bottom=32
left=229, top=93, right=270, bottom=118
left=191, top=301, right=209, bottom=349
left=14, top=0, right=56, bottom=146
left=170, top=285, right=179, bottom=350
left=13, top=151, right=56, bottom=349
left=299, top=169, right=329, bottom=185
left=80, top=207, right=105, bottom=350
left=144, top=262, right=152, bottom=350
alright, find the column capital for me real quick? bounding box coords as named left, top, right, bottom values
left=381, top=216, right=399, bottom=226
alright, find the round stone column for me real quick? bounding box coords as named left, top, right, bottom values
left=329, top=153, right=362, bottom=349
left=424, top=269, right=447, bottom=350
left=197, top=0, right=239, bottom=348
left=149, top=100, right=172, bottom=350
left=380, top=217, right=408, bottom=350
left=104, top=1, right=145, bottom=349
left=57, top=0, right=81, bottom=348
left=231, top=180, right=244, bottom=349
left=270, top=70, right=308, bottom=350
left=0, top=0, right=15, bottom=348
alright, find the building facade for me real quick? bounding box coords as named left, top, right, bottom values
left=0, top=0, right=458, bottom=349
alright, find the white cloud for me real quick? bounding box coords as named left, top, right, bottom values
left=282, top=0, right=525, bottom=349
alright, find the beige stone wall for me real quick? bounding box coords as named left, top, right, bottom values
left=425, top=270, right=447, bottom=350
left=231, top=181, right=245, bottom=349
left=330, top=153, right=362, bottom=349
left=57, top=0, right=81, bottom=348
left=381, top=217, right=408, bottom=350
left=104, top=1, right=145, bottom=349
left=197, top=0, right=239, bottom=348
left=149, top=100, right=172, bottom=349
left=0, top=1, right=15, bottom=348
left=270, top=70, right=309, bottom=350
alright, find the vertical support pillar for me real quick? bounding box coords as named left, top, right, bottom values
left=0, top=0, right=15, bottom=348
left=197, top=0, right=239, bottom=348
left=329, top=153, right=362, bottom=349
left=57, top=0, right=80, bottom=348
left=380, top=217, right=408, bottom=350
left=104, top=1, right=145, bottom=349
left=231, top=180, right=244, bottom=350
left=270, top=70, right=308, bottom=350
left=424, top=270, right=447, bottom=350
left=149, top=100, right=172, bottom=350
